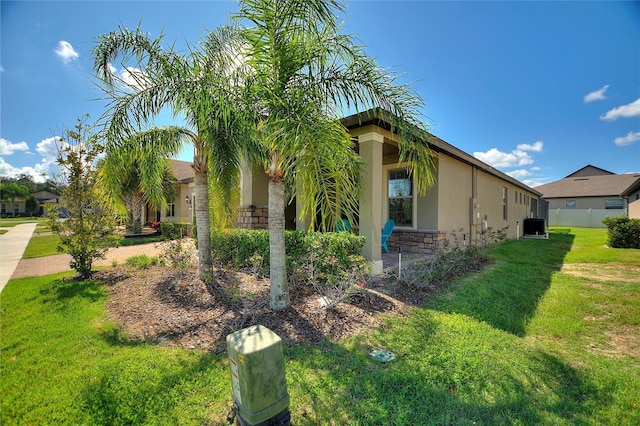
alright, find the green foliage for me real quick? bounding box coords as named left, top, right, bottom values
left=160, top=239, right=197, bottom=276
left=211, top=229, right=365, bottom=275
left=0, top=181, right=30, bottom=216
left=24, top=195, right=40, bottom=216
left=125, top=254, right=159, bottom=269
left=603, top=217, right=640, bottom=249
left=402, top=227, right=507, bottom=288
left=159, top=222, right=189, bottom=240
left=47, top=116, right=122, bottom=278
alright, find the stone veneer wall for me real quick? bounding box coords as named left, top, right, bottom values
left=386, top=229, right=447, bottom=254
left=237, top=205, right=269, bottom=230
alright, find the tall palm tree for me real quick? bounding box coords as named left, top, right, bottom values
left=93, top=25, right=252, bottom=283
left=235, top=0, right=436, bottom=310
left=97, top=128, right=182, bottom=234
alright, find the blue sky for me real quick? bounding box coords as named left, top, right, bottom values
left=1, top=0, right=639, bottom=187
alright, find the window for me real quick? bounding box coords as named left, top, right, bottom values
left=520, top=192, right=523, bottom=204
left=166, top=203, right=175, bottom=217
left=604, top=199, right=624, bottom=210
left=388, top=169, right=412, bottom=226
left=502, top=187, right=508, bottom=220
left=566, top=200, right=576, bottom=208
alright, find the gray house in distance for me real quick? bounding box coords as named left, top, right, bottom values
left=536, top=165, right=640, bottom=227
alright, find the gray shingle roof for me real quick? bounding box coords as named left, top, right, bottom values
left=536, top=173, right=640, bottom=198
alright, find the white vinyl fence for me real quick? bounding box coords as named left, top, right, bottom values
left=548, top=208, right=627, bottom=228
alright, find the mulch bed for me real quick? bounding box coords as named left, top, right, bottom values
left=97, top=264, right=438, bottom=353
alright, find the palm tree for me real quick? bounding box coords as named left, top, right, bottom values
left=93, top=25, right=252, bottom=283
left=235, top=0, right=436, bottom=310
left=97, top=128, right=181, bottom=234
left=0, top=182, right=30, bottom=217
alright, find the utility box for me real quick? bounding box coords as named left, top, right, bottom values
left=226, top=325, right=290, bottom=425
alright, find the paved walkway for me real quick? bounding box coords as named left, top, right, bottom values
left=1, top=223, right=164, bottom=293
left=0, top=223, right=38, bottom=293
left=11, top=243, right=163, bottom=280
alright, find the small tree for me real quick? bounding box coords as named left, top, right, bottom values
left=25, top=196, right=40, bottom=217
left=48, top=115, right=121, bottom=279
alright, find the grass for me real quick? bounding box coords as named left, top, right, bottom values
left=22, top=234, right=165, bottom=259
left=21, top=234, right=61, bottom=258
left=126, top=254, right=160, bottom=269
left=0, top=217, right=43, bottom=227
left=1, top=227, right=638, bottom=424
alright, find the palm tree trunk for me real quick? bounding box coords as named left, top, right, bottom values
left=194, top=168, right=213, bottom=283
left=268, top=176, right=290, bottom=310
left=124, top=192, right=144, bottom=234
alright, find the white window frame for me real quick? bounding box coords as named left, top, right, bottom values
left=383, top=163, right=417, bottom=229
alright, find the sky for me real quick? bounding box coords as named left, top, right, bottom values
left=1, top=0, right=639, bottom=187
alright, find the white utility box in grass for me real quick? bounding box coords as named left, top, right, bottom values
left=226, top=325, right=290, bottom=425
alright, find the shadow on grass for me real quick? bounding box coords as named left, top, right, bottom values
left=80, top=352, right=226, bottom=425
left=422, top=231, right=575, bottom=336
left=286, top=323, right=604, bottom=425
left=39, top=278, right=106, bottom=304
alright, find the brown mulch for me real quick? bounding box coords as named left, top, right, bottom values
left=97, top=264, right=437, bottom=353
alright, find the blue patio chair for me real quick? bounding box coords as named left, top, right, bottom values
left=336, top=219, right=351, bottom=232
left=381, top=219, right=395, bottom=253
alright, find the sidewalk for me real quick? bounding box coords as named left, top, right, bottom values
left=0, top=223, right=38, bottom=293
left=11, top=242, right=163, bottom=280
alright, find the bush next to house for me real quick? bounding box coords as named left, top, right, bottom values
left=159, top=222, right=188, bottom=240
left=602, top=217, right=640, bottom=249
left=211, top=229, right=368, bottom=305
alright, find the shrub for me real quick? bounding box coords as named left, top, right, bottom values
left=125, top=254, right=159, bottom=269
left=159, top=222, right=188, bottom=240
left=401, top=228, right=506, bottom=288
left=603, top=217, right=640, bottom=249
left=211, top=229, right=365, bottom=275
left=160, top=238, right=197, bottom=276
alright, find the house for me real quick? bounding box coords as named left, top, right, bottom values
left=144, top=159, right=195, bottom=225
left=536, top=165, right=640, bottom=228
left=237, top=109, right=543, bottom=270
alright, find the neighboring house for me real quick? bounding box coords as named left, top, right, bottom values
left=238, top=109, right=543, bottom=269
left=33, top=190, right=61, bottom=216
left=144, top=159, right=195, bottom=225
left=536, top=165, right=640, bottom=228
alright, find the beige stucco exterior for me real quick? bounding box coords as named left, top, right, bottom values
left=237, top=114, right=542, bottom=263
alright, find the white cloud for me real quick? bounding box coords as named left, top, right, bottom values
left=0, top=65, right=4, bottom=72
left=474, top=141, right=543, bottom=168
left=107, top=63, right=151, bottom=91
left=600, top=98, right=640, bottom=121
left=0, top=138, right=29, bottom=155
left=516, top=141, right=543, bottom=152
left=584, top=85, right=609, bottom=103
left=54, top=40, right=79, bottom=64
left=0, top=136, right=64, bottom=183
left=506, top=169, right=531, bottom=179
left=614, top=131, right=640, bottom=146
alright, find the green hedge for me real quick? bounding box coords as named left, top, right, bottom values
left=159, top=222, right=189, bottom=240
left=210, top=229, right=366, bottom=275
left=602, top=217, right=640, bottom=249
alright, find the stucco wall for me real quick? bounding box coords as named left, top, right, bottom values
left=435, top=155, right=473, bottom=232
left=629, top=199, right=640, bottom=219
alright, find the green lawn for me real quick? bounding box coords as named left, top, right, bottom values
left=0, top=217, right=44, bottom=227
left=22, top=234, right=61, bottom=258
left=22, top=234, right=165, bottom=258
left=1, top=227, right=638, bottom=424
